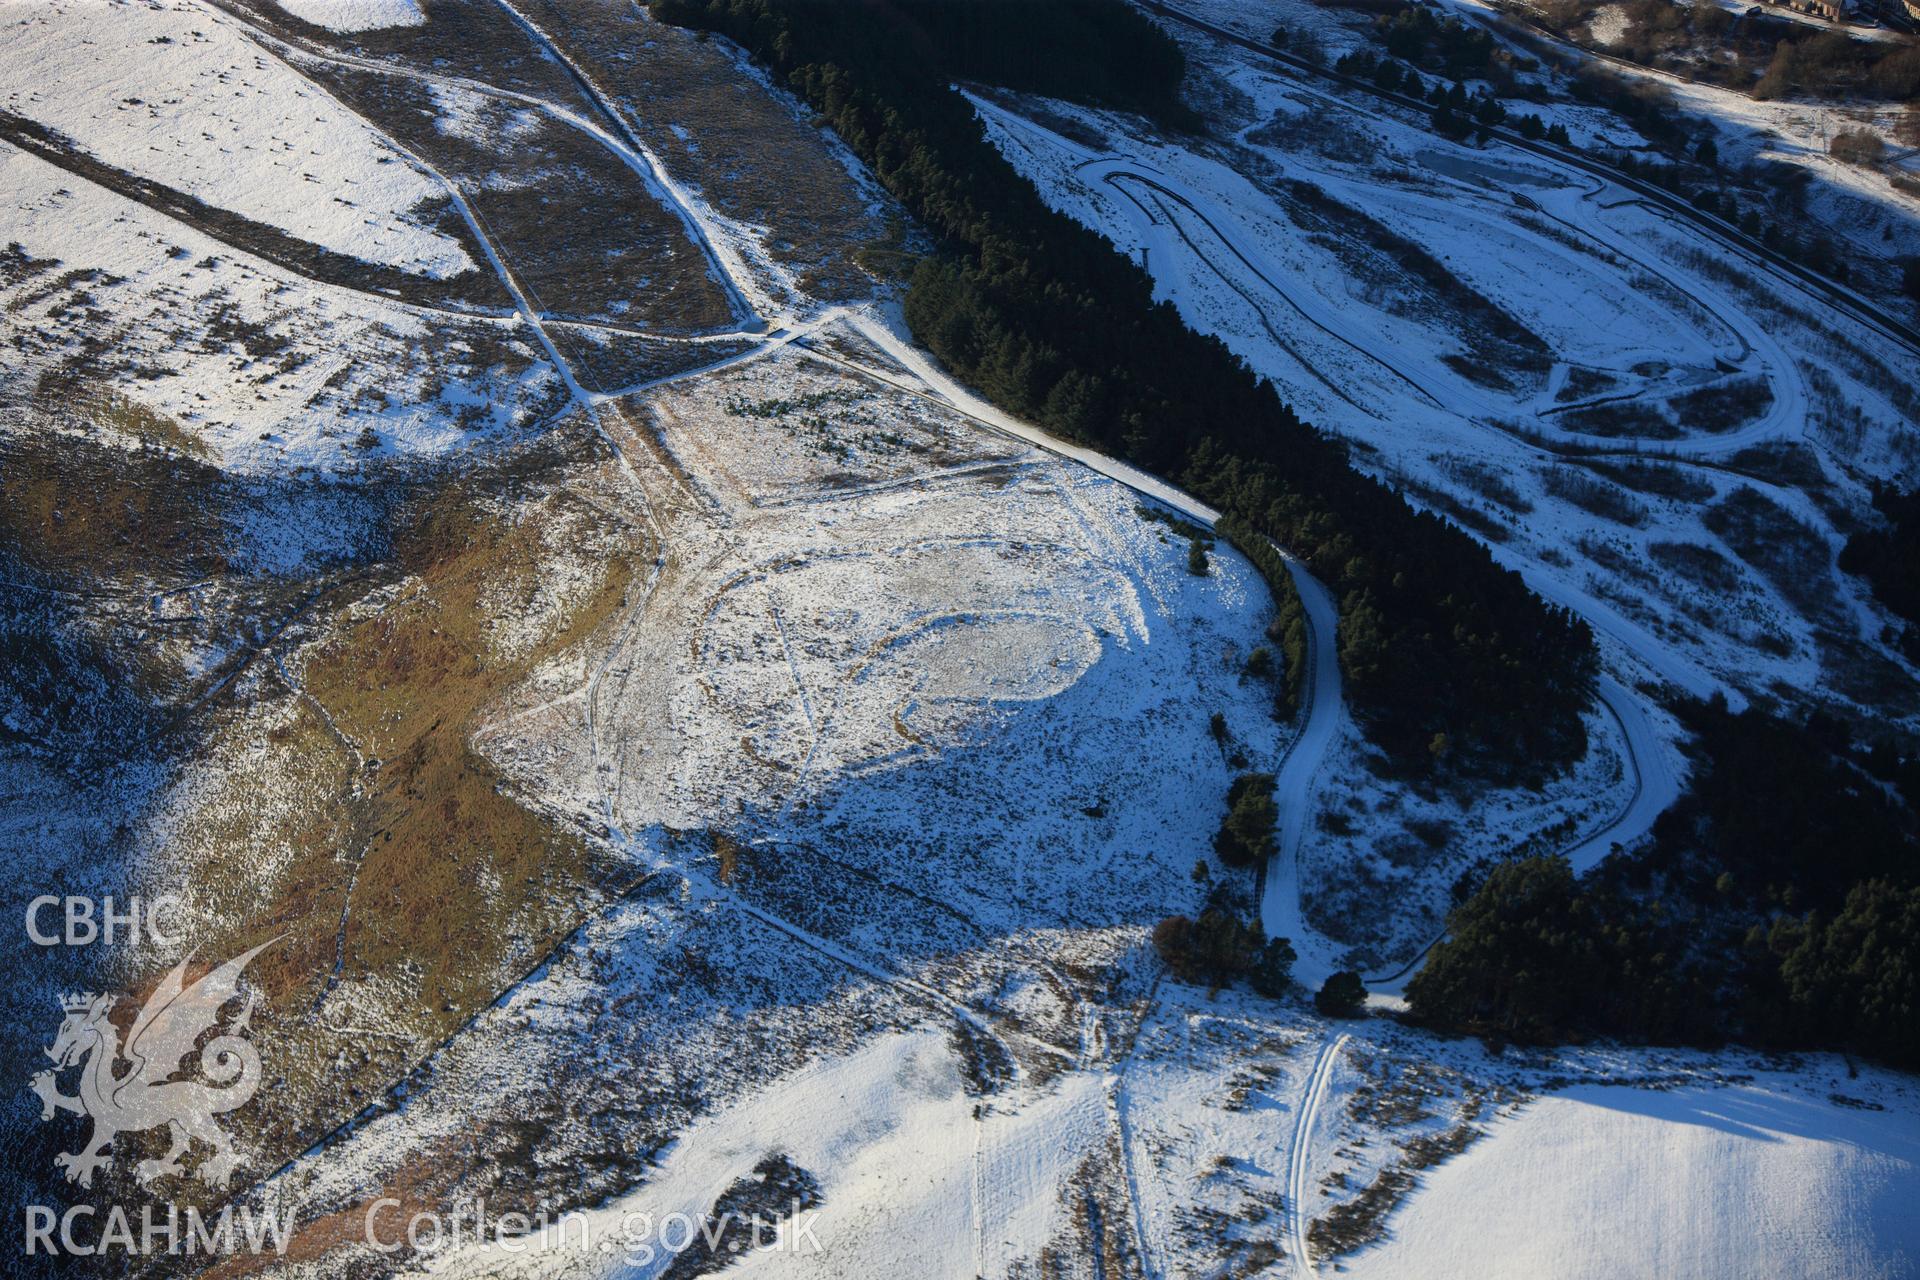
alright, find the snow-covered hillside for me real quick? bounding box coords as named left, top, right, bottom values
left=0, top=142, right=564, bottom=473
left=5, top=3, right=1918, bottom=1279
left=1347, top=1078, right=1920, bottom=1280
left=277, top=0, right=426, bottom=33
left=3, top=1, right=471, bottom=277
left=974, top=82, right=1915, bottom=713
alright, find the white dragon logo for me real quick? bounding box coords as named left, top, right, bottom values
left=28, top=940, right=274, bottom=1190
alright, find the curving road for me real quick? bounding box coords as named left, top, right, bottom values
left=825, top=305, right=1682, bottom=1000
left=971, top=95, right=1447, bottom=413
left=135, top=10, right=1759, bottom=1263
left=199, top=0, right=1872, bottom=1011
left=1258, top=562, right=1348, bottom=992
left=1360, top=673, right=1681, bottom=993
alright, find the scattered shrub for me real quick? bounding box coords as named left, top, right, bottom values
left=1648, top=539, right=1739, bottom=590
left=1542, top=466, right=1649, bottom=526
left=1668, top=377, right=1773, bottom=433
left=1829, top=128, right=1885, bottom=166
left=1214, top=772, right=1279, bottom=868
left=1154, top=911, right=1296, bottom=995
left=1315, top=970, right=1369, bottom=1017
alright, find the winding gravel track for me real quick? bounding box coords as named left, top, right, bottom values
left=967, top=100, right=1708, bottom=985
left=819, top=307, right=1683, bottom=1000
left=973, top=92, right=1805, bottom=461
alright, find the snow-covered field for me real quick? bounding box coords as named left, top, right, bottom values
left=1345, top=1078, right=1920, bottom=1280
left=376, top=940, right=1916, bottom=1280
left=942, top=12, right=1920, bottom=1273
left=486, top=336, right=1287, bottom=927
left=417, top=1025, right=1117, bottom=1280
left=0, top=143, right=568, bottom=473
left=277, top=0, right=425, bottom=33
left=1121, top=982, right=1920, bottom=1280
left=1, top=0, right=471, bottom=277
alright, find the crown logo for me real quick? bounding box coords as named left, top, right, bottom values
left=60, top=993, right=98, bottom=1014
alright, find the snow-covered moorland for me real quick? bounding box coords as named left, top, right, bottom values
left=3, top=1, right=469, bottom=277
left=4, top=1, right=1919, bottom=1277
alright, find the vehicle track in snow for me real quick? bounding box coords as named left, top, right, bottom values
left=1102, top=173, right=1384, bottom=412
left=790, top=318, right=1678, bottom=1000
left=974, top=92, right=1804, bottom=463
left=71, top=14, right=1225, bottom=1257
left=208, top=0, right=766, bottom=334
left=483, top=0, right=765, bottom=329
left=1287, top=1032, right=1350, bottom=1278
left=224, top=0, right=1671, bottom=1077
left=722, top=317, right=1697, bottom=1023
